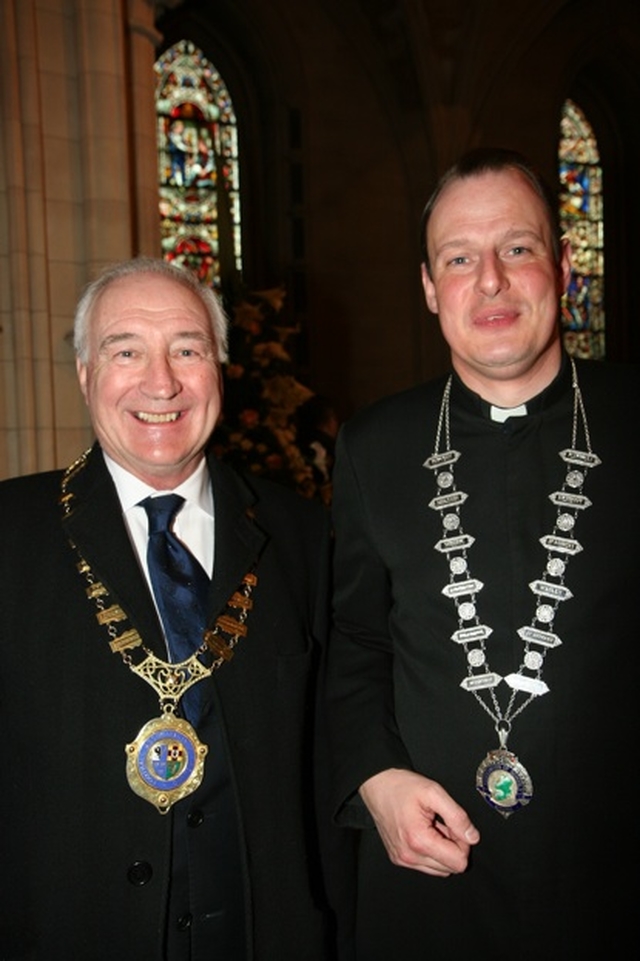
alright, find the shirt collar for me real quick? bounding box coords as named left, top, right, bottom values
left=102, top=452, right=213, bottom=518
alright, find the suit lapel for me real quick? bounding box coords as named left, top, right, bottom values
left=61, top=447, right=268, bottom=729
left=61, top=446, right=166, bottom=656
left=61, top=447, right=268, bottom=646
left=206, top=452, right=268, bottom=618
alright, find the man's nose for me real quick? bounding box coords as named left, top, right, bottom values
left=140, top=354, right=181, bottom=397
left=475, top=252, right=509, bottom=297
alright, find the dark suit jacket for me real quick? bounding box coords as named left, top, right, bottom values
left=0, top=445, right=337, bottom=961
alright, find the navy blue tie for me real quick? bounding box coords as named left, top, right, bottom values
left=142, top=494, right=210, bottom=723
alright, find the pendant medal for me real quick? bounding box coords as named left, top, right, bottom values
left=125, top=713, right=208, bottom=814
left=475, top=748, right=533, bottom=818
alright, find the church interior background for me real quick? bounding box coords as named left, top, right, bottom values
left=1, top=0, right=639, bottom=495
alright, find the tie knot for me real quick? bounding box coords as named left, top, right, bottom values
left=142, top=493, right=186, bottom=535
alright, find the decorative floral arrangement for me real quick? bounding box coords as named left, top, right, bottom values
left=211, top=285, right=335, bottom=504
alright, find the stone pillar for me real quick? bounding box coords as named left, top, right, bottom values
left=0, top=0, right=162, bottom=478
left=127, top=0, right=163, bottom=257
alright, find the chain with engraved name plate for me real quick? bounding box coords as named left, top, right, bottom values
left=423, top=358, right=601, bottom=816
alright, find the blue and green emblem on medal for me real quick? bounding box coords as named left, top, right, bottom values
left=126, top=714, right=208, bottom=814
left=476, top=748, right=533, bottom=817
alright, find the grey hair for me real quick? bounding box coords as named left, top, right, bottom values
left=73, top=257, right=229, bottom=364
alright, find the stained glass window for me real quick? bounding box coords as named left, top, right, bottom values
left=558, top=99, right=604, bottom=359
left=154, top=40, right=242, bottom=288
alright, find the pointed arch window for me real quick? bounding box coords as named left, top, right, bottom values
left=154, top=40, right=242, bottom=289
left=558, top=99, right=604, bottom=359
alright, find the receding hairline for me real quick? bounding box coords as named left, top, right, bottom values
left=87, top=263, right=208, bottom=312
left=426, top=174, right=558, bottom=268
left=89, top=267, right=205, bottom=313
left=73, top=257, right=229, bottom=364
left=419, top=148, right=562, bottom=273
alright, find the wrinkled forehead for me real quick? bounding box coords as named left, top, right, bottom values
left=89, top=273, right=211, bottom=332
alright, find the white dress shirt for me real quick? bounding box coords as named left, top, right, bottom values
left=103, top=452, right=215, bottom=587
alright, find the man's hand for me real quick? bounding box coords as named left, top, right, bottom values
left=359, top=768, right=480, bottom=877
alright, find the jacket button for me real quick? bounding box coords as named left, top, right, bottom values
left=177, top=913, right=193, bottom=930
left=127, top=861, right=153, bottom=886
left=187, top=808, right=205, bottom=828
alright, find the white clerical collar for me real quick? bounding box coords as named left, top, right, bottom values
left=489, top=403, right=528, bottom=423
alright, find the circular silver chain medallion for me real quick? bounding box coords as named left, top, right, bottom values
left=476, top=748, right=534, bottom=818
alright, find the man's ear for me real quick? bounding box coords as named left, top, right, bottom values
left=76, top=357, right=89, bottom=404
left=421, top=262, right=439, bottom=315
left=558, top=236, right=573, bottom=295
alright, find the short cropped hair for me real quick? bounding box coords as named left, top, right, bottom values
left=419, top=147, right=562, bottom=276
left=73, top=257, right=229, bottom=364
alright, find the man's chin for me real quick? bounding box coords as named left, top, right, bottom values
left=112, top=448, right=205, bottom=488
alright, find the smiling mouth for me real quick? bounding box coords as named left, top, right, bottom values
left=135, top=411, right=181, bottom=423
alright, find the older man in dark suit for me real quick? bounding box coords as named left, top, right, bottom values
left=0, top=257, right=341, bottom=960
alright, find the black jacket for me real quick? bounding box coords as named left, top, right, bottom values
left=327, top=357, right=639, bottom=959
left=0, top=445, right=337, bottom=960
